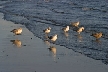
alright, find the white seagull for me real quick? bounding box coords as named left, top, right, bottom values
left=48, top=34, right=58, bottom=42
left=43, top=27, right=51, bottom=34
left=91, top=32, right=102, bottom=39
left=77, top=27, right=84, bottom=34
left=10, top=28, right=22, bottom=35
left=62, top=26, right=69, bottom=32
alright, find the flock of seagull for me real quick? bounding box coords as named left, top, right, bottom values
left=43, top=21, right=85, bottom=42
left=43, top=21, right=103, bottom=43
left=43, top=21, right=102, bottom=56
left=10, top=21, right=103, bottom=50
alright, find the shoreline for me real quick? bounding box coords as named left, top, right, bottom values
left=0, top=12, right=108, bottom=72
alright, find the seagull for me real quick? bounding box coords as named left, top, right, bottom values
left=10, top=28, right=22, bottom=35
left=77, top=27, right=84, bottom=34
left=62, top=26, right=69, bottom=32
left=91, top=32, right=102, bottom=39
left=70, top=21, right=79, bottom=27
left=48, top=34, right=58, bottom=42
left=10, top=39, right=22, bottom=48
left=43, top=27, right=51, bottom=34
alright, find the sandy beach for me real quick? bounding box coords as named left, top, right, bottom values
left=0, top=12, right=108, bottom=72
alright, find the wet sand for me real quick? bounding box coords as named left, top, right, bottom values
left=0, top=13, right=108, bottom=72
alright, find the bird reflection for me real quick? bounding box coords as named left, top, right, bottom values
left=44, top=34, right=49, bottom=40
left=63, top=32, right=69, bottom=39
left=77, top=34, right=83, bottom=42
left=44, top=40, right=50, bottom=46
left=92, top=39, right=101, bottom=44
left=10, top=39, right=22, bottom=48
left=48, top=46, right=57, bottom=61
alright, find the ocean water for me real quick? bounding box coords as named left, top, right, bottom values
left=0, top=0, right=108, bottom=64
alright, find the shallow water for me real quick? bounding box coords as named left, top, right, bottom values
left=0, top=0, right=108, bottom=64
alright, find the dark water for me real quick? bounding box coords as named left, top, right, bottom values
left=0, top=0, right=108, bottom=64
